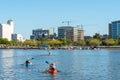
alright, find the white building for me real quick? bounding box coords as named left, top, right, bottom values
left=0, top=20, right=14, bottom=41
left=12, top=34, right=24, bottom=41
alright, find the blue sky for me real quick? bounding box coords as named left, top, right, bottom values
left=0, top=0, right=120, bottom=39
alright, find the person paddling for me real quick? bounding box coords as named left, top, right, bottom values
left=48, top=51, right=52, bottom=55
left=25, top=58, right=31, bottom=64
left=48, top=63, right=57, bottom=74
left=49, top=63, right=56, bottom=69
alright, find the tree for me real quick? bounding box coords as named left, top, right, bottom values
left=79, top=40, right=86, bottom=46
left=74, top=40, right=86, bottom=46
left=58, top=38, right=67, bottom=46
left=103, top=39, right=117, bottom=46
left=37, top=38, right=47, bottom=44
left=88, top=38, right=101, bottom=46
left=10, top=40, right=19, bottom=46
left=66, top=40, right=72, bottom=45
left=0, top=38, right=10, bottom=44
left=93, top=33, right=101, bottom=40
left=46, top=39, right=62, bottom=47
left=23, top=39, right=37, bottom=47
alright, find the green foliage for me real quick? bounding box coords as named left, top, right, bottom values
left=36, top=38, right=47, bottom=44
left=93, top=33, right=101, bottom=40
left=23, top=39, right=37, bottom=46
left=103, top=39, right=117, bottom=46
left=58, top=38, right=67, bottom=45
left=46, top=39, right=62, bottom=46
left=66, top=40, right=72, bottom=45
left=88, top=38, right=101, bottom=46
left=1, top=35, right=120, bottom=48
left=10, top=40, right=19, bottom=46
left=79, top=40, right=86, bottom=46
left=0, top=38, right=10, bottom=44
left=74, top=40, right=86, bottom=46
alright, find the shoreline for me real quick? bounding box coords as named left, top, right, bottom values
left=0, top=46, right=120, bottom=50
left=98, top=46, right=120, bottom=50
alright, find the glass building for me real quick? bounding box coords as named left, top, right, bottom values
left=109, top=20, right=120, bottom=39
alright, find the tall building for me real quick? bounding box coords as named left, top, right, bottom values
left=78, top=27, right=84, bottom=41
left=0, top=20, right=14, bottom=41
left=58, top=26, right=84, bottom=41
left=109, top=20, right=120, bottom=39
left=12, top=34, right=24, bottom=41
left=30, top=29, right=50, bottom=39
left=109, top=23, right=112, bottom=38
left=58, top=26, right=73, bottom=40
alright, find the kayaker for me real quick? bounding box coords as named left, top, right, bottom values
left=49, top=63, right=55, bottom=69
left=48, top=63, right=57, bottom=74
left=25, top=58, right=31, bottom=64
left=48, top=52, right=52, bottom=55
left=43, top=62, right=57, bottom=74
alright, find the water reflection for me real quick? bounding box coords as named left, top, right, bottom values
left=0, top=49, right=14, bottom=58
left=0, top=49, right=14, bottom=80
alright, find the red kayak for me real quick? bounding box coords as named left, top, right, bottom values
left=48, top=68, right=57, bottom=75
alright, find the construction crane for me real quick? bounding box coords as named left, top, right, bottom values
left=77, top=24, right=97, bottom=28
left=77, top=25, right=84, bottom=29
left=62, top=21, right=71, bottom=26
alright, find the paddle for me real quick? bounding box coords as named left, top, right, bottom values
left=45, top=61, right=49, bottom=64
left=45, top=61, right=59, bottom=64
left=30, top=57, right=34, bottom=60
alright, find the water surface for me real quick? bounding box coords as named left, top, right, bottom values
left=0, top=49, right=120, bottom=80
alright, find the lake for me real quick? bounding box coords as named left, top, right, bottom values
left=0, top=49, right=120, bottom=80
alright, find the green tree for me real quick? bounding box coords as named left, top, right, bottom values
left=58, top=38, right=67, bottom=46
left=93, top=33, right=101, bottom=40
left=74, top=40, right=86, bottom=46
left=23, top=39, right=37, bottom=46
left=0, top=38, right=10, bottom=44
left=37, top=38, right=47, bottom=44
left=10, top=40, right=19, bottom=46
left=47, top=39, right=62, bottom=47
left=103, top=39, right=117, bottom=46
left=88, top=38, right=101, bottom=46
left=66, top=40, right=72, bottom=45
left=79, top=40, right=86, bottom=46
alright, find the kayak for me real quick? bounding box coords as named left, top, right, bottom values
left=25, top=62, right=32, bottom=66
left=48, top=69, right=57, bottom=75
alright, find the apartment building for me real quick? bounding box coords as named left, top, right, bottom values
left=0, top=20, right=14, bottom=41
left=58, top=26, right=84, bottom=41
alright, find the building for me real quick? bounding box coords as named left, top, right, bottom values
left=58, top=26, right=73, bottom=40
left=12, top=34, right=24, bottom=41
left=78, top=27, right=84, bottom=41
left=58, top=26, right=84, bottom=41
left=109, top=20, right=120, bottom=39
left=0, top=20, right=14, bottom=41
left=49, top=33, right=57, bottom=39
left=102, top=34, right=109, bottom=40
left=109, top=23, right=112, bottom=38
left=84, top=36, right=92, bottom=40
left=30, top=29, right=50, bottom=39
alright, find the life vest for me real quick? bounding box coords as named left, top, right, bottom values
left=48, top=68, right=57, bottom=74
